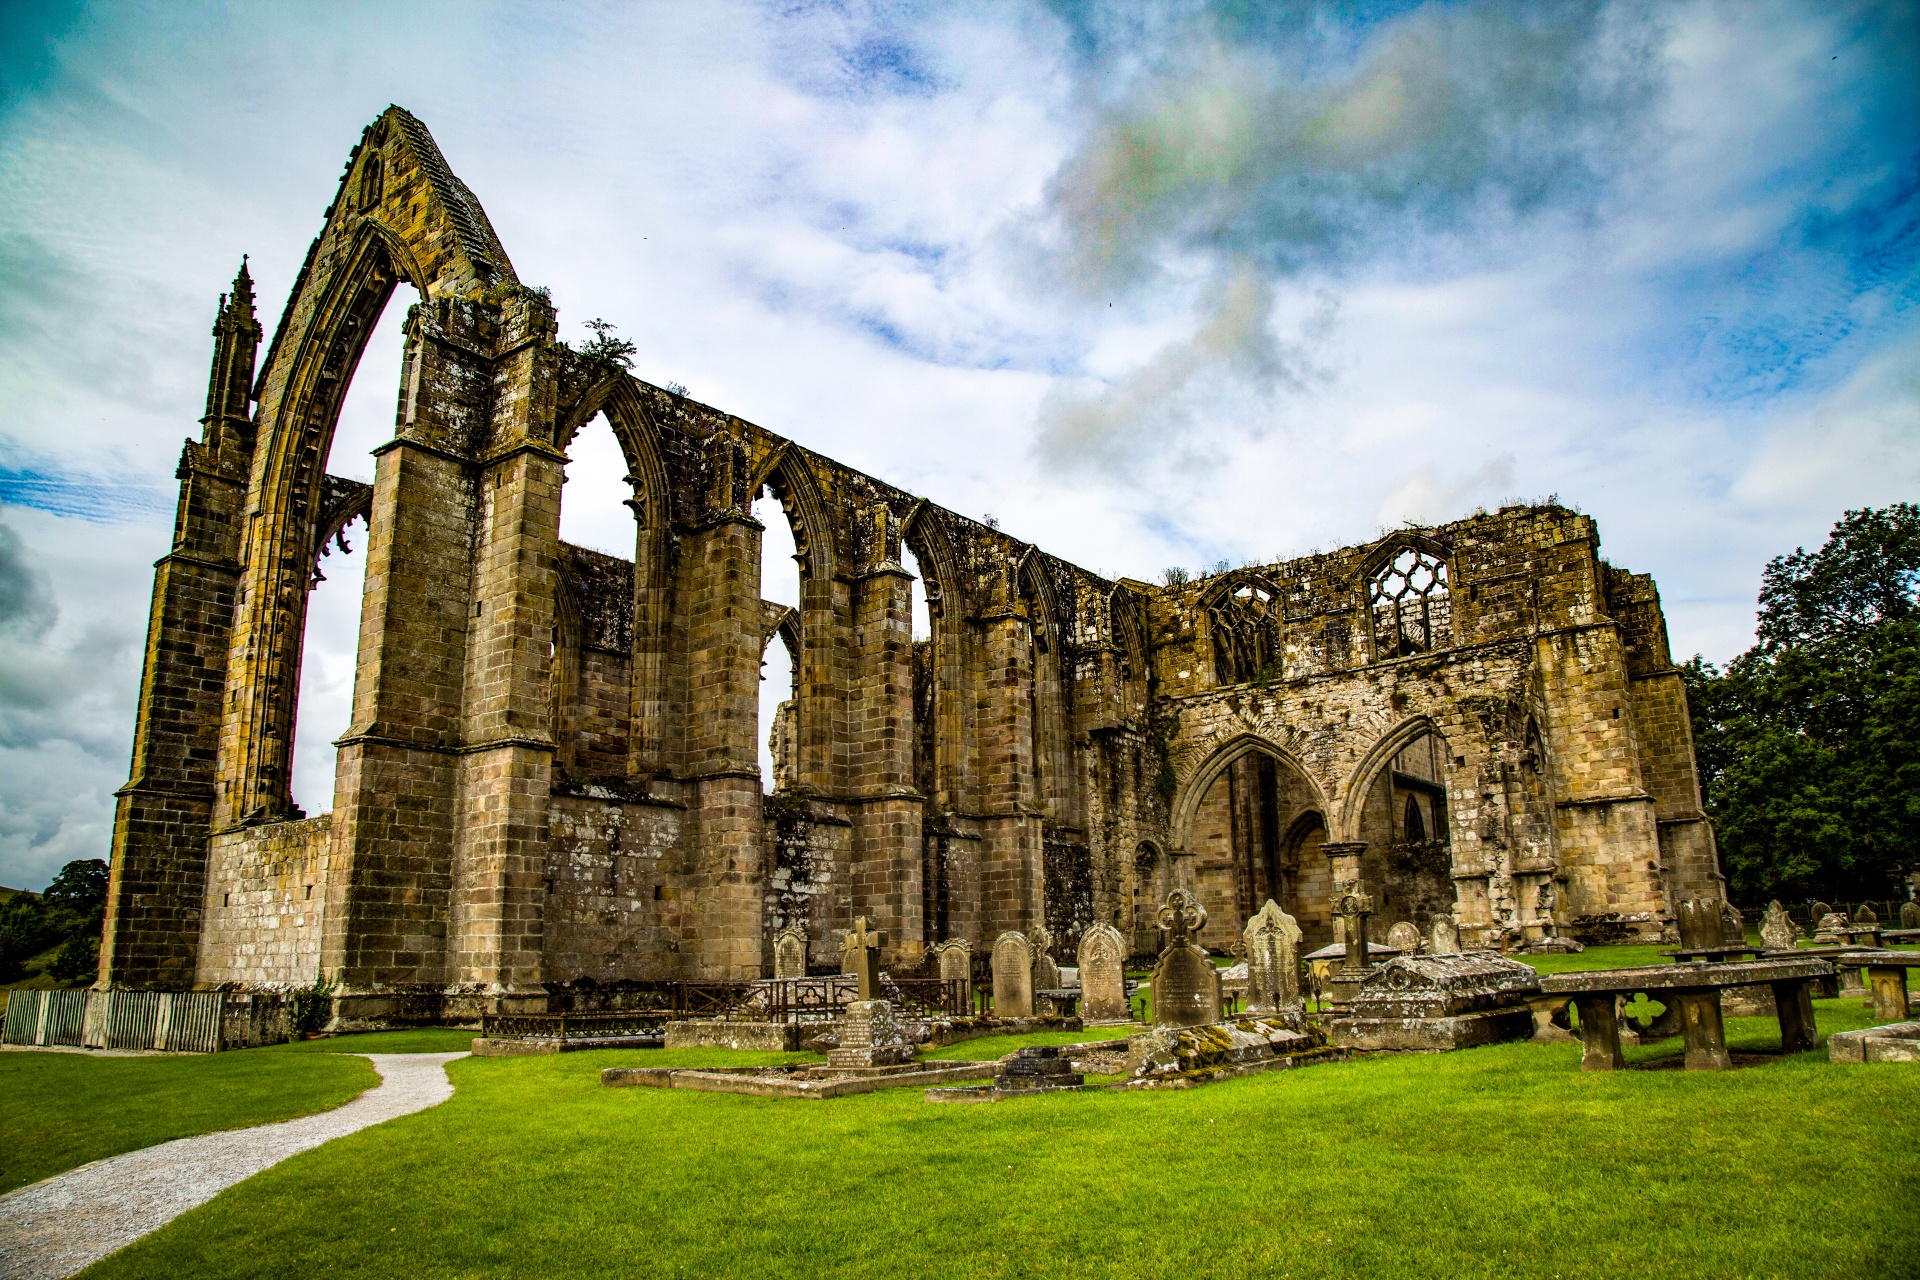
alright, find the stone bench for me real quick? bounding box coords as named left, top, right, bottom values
left=1539, top=957, right=1833, bottom=1071
left=1827, top=1019, right=1920, bottom=1064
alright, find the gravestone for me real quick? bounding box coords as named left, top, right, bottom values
left=1759, top=901, right=1796, bottom=951
left=1242, top=900, right=1304, bottom=1015
left=841, top=916, right=886, bottom=1000
left=991, top=932, right=1034, bottom=1018
left=1903, top=901, right=1920, bottom=929
left=1430, top=914, right=1461, bottom=955
left=1675, top=898, right=1726, bottom=950
left=1810, top=901, right=1833, bottom=925
left=1856, top=903, right=1879, bottom=925
left=1720, top=901, right=1745, bottom=943
left=1813, top=911, right=1849, bottom=944
left=933, top=938, right=972, bottom=984
left=1386, top=921, right=1422, bottom=955
left=1332, top=884, right=1374, bottom=977
left=772, top=924, right=808, bottom=979
left=1076, top=923, right=1129, bottom=1022
left=1150, top=889, right=1221, bottom=1029
left=826, top=998, right=914, bottom=1069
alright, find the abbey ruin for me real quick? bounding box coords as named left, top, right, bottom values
left=98, top=109, right=1723, bottom=1021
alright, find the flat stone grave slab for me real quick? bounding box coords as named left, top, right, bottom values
left=1540, top=957, right=1832, bottom=1071
left=603, top=1058, right=995, bottom=1100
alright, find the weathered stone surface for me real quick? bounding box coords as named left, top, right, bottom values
left=773, top=925, right=808, bottom=979
left=827, top=998, right=915, bottom=1069
left=1386, top=921, right=1422, bottom=954
left=1675, top=898, right=1726, bottom=951
left=664, top=1020, right=806, bottom=1051
left=1076, top=922, right=1129, bottom=1021
left=1327, top=952, right=1540, bottom=1051
left=991, top=932, right=1034, bottom=1019
left=933, top=938, right=971, bottom=984
left=1813, top=912, right=1849, bottom=944
left=841, top=917, right=886, bottom=1000
left=1902, top=901, right=1920, bottom=929
left=99, top=107, right=1724, bottom=1022
left=1126, top=1017, right=1316, bottom=1078
left=1430, top=915, right=1461, bottom=955
left=1242, top=899, right=1302, bottom=1015
left=1150, top=890, right=1221, bottom=1028
left=1759, top=901, right=1795, bottom=951
left=1828, top=1019, right=1920, bottom=1064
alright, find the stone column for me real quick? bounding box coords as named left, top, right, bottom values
left=326, top=300, right=490, bottom=1000
left=977, top=607, right=1041, bottom=939
left=847, top=508, right=923, bottom=965
left=679, top=432, right=767, bottom=978
left=446, top=292, right=564, bottom=1007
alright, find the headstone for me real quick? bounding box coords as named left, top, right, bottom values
left=1332, top=883, right=1374, bottom=976
left=933, top=938, right=972, bottom=984
left=991, top=931, right=1034, bottom=1018
left=826, top=998, right=914, bottom=1069
left=1759, top=900, right=1796, bottom=951
left=1242, top=900, right=1304, bottom=1015
left=840, top=916, right=886, bottom=1000
left=772, top=924, right=808, bottom=979
left=1720, top=901, right=1745, bottom=943
left=1810, top=901, right=1832, bottom=926
left=1902, top=901, right=1920, bottom=929
left=1430, top=914, right=1462, bottom=955
left=1813, top=911, right=1849, bottom=944
left=1386, top=921, right=1422, bottom=955
left=1855, top=903, right=1878, bottom=926
left=1675, top=898, right=1726, bottom=950
left=1150, top=889, right=1221, bottom=1029
left=1076, top=922, right=1129, bottom=1021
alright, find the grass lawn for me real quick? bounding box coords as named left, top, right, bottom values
left=0, top=1030, right=474, bottom=1195
left=77, top=981, right=1919, bottom=1279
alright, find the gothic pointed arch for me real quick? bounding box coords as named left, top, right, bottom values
left=1170, top=732, right=1332, bottom=856
left=1333, top=715, right=1450, bottom=843
left=217, top=105, right=534, bottom=823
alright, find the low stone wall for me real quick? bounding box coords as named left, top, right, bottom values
left=1828, top=1020, right=1920, bottom=1064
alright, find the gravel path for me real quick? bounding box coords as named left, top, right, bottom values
left=0, top=1052, right=466, bottom=1280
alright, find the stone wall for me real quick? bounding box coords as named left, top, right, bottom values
left=108, top=107, right=1717, bottom=1013
left=196, top=815, right=332, bottom=987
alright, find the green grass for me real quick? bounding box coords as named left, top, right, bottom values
left=78, top=998, right=1920, bottom=1280
left=0, top=1030, right=470, bottom=1194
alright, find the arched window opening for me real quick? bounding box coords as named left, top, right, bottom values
left=289, top=291, right=412, bottom=817
left=902, top=544, right=935, bottom=803
left=754, top=490, right=802, bottom=794
left=553, top=414, right=640, bottom=783
left=1185, top=747, right=1329, bottom=949
left=1403, top=794, right=1426, bottom=843
left=1209, top=580, right=1281, bottom=685
left=1369, top=548, right=1452, bottom=658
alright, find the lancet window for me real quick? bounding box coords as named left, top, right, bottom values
left=1369, top=548, right=1452, bottom=657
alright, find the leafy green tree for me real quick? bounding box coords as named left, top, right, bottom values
left=1685, top=504, right=1920, bottom=902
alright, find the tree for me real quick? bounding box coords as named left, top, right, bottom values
left=1685, top=505, right=1920, bottom=902
left=43, top=859, right=107, bottom=923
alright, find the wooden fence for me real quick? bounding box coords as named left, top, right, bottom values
left=0, top=989, right=272, bottom=1054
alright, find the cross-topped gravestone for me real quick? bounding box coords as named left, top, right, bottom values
left=1150, top=889, right=1220, bottom=1028
left=1242, top=899, right=1303, bottom=1015
left=1332, top=882, right=1374, bottom=977
left=1759, top=900, right=1795, bottom=951
left=841, top=916, right=886, bottom=999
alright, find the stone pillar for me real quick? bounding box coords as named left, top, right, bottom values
left=680, top=432, right=766, bottom=978
left=325, top=300, right=489, bottom=998
left=102, top=265, right=260, bottom=988
left=848, top=507, right=923, bottom=965
left=977, top=609, right=1041, bottom=939
left=446, top=291, right=564, bottom=1006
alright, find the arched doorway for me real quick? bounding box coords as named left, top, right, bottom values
left=1178, top=740, right=1331, bottom=951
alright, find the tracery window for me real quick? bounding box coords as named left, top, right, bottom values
left=1208, top=582, right=1282, bottom=684
left=1370, top=548, right=1452, bottom=657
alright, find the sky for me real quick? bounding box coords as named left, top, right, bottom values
left=0, top=0, right=1914, bottom=891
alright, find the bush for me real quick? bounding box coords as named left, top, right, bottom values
left=287, top=978, right=337, bottom=1037
left=49, top=931, right=99, bottom=983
